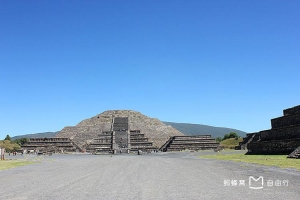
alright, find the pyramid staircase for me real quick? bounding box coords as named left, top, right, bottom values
left=86, top=131, right=114, bottom=154
left=86, top=117, right=157, bottom=154
left=287, top=146, right=300, bottom=158
left=129, top=130, right=157, bottom=152
left=235, top=133, right=256, bottom=150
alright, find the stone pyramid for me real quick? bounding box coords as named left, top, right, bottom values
left=56, top=110, right=184, bottom=149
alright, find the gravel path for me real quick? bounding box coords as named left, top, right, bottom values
left=0, top=152, right=299, bottom=200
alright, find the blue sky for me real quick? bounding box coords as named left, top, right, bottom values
left=1, top=0, right=299, bottom=139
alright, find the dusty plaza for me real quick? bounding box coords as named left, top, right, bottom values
left=0, top=151, right=299, bottom=200
left=1, top=106, right=300, bottom=199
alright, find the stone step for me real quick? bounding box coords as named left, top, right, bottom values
left=29, top=145, right=75, bottom=149
left=287, top=146, right=300, bottom=158
left=169, top=145, right=219, bottom=148
left=271, top=113, right=300, bottom=129
left=172, top=138, right=216, bottom=141
left=130, top=146, right=157, bottom=148
left=95, top=135, right=112, bottom=138
left=172, top=141, right=217, bottom=144
left=131, top=141, right=153, bottom=144
left=260, top=125, right=300, bottom=141
left=130, top=134, right=145, bottom=138
left=283, top=105, right=300, bottom=116
left=159, top=135, right=219, bottom=152
left=89, top=143, right=112, bottom=146
left=130, top=130, right=141, bottom=134
left=94, top=147, right=111, bottom=149
left=240, top=133, right=256, bottom=145
left=173, top=135, right=212, bottom=139
left=247, top=139, right=300, bottom=155
left=131, top=144, right=152, bottom=148
left=171, top=143, right=218, bottom=147
left=167, top=147, right=217, bottom=151
left=130, top=138, right=149, bottom=142
left=236, top=133, right=256, bottom=150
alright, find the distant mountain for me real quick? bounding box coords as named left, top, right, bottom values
left=11, top=132, right=58, bottom=140
left=163, top=122, right=247, bottom=138
left=10, top=122, right=247, bottom=141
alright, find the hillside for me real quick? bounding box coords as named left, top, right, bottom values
left=163, top=122, right=247, bottom=138
left=11, top=132, right=58, bottom=140
left=11, top=122, right=247, bottom=142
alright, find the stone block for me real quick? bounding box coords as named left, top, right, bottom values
left=271, top=113, right=300, bottom=129
left=160, top=135, right=219, bottom=151
left=114, top=117, right=128, bottom=124
left=283, top=105, right=300, bottom=116
left=247, top=139, right=300, bottom=154
left=260, top=125, right=300, bottom=141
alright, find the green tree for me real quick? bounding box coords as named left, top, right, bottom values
left=4, top=134, right=11, bottom=141
left=223, top=132, right=239, bottom=140
left=13, top=138, right=29, bottom=146
left=215, top=137, right=222, bottom=143
left=0, top=140, right=20, bottom=151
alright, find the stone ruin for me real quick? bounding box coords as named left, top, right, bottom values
left=21, top=110, right=221, bottom=154
left=86, top=117, right=157, bottom=154
left=243, top=105, right=300, bottom=158
left=235, top=133, right=256, bottom=150
left=21, top=138, right=82, bottom=154
left=159, top=135, right=219, bottom=152
left=57, top=110, right=184, bottom=150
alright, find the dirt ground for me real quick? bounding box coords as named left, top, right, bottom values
left=0, top=151, right=299, bottom=200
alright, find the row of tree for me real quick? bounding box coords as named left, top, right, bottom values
left=215, top=132, right=239, bottom=142
left=0, top=134, right=29, bottom=152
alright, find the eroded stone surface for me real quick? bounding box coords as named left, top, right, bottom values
left=56, top=110, right=184, bottom=149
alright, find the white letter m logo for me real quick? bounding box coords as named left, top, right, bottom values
left=249, top=176, right=264, bottom=189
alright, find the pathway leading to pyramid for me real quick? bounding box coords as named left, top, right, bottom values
left=0, top=152, right=299, bottom=200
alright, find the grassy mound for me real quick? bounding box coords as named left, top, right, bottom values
left=220, top=138, right=243, bottom=149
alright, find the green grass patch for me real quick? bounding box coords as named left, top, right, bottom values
left=220, top=138, right=243, bottom=149
left=200, top=153, right=300, bottom=170
left=0, top=160, right=35, bottom=170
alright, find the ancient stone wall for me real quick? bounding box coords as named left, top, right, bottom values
left=246, top=105, right=300, bottom=155
left=283, top=105, right=300, bottom=116
left=247, top=139, right=300, bottom=154
left=260, top=126, right=300, bottom=141
left=22, top=138, right=81, bottom=153
left=160, top=135, right=219, bottom=152
left=271, top=113, right=300, bottom=129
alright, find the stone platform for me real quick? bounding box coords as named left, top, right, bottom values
left=159, top=135, right=219, bottom=152
left=22, top=138, right=82, bottom=153
left=246, top=105, right=300, bottom=157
